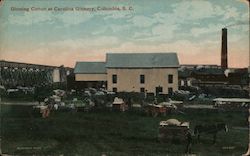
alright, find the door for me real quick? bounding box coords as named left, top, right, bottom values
left=155, top=86, right=163, bottom=95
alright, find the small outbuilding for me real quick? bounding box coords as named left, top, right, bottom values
left=74, top=62, right=107, bottom=89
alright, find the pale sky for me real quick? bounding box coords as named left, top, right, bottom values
left=0, top=0, right=249, bottom=68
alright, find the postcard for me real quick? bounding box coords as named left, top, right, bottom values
left=0, top=0, right=249, bottom=155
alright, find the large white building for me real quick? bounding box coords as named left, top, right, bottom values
left=74, top=53, right=179, bottom=95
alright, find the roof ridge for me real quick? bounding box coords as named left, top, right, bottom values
left=106, top=52, right=179, bottom=68
left=77, top=61, right=106, bottom=63
left=107, top=52, right=176, bottom=55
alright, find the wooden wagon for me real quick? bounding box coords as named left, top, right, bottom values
left=112, top=97, right=128, bottom=112
left=158, top=119, right=190, bottom=142
left=144, top=104, right=166, bottom=117
left=158, top=102, right=178, bottom=114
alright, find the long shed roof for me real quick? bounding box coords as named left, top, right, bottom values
left=106, top=53, right=179, bottom=68
left=74, top=62, right=106, bottom=74
left=213, top=98, right=250, bottom=102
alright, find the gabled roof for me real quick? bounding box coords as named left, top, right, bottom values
left=106, top=53, right=179, bottom=68
left=74, top=62, right=106, bottom=74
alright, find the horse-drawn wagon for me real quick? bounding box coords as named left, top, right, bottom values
left=158, top=119, right=190, bottom=142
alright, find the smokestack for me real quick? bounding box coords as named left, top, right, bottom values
left=221, top=28, right=228, bottom=69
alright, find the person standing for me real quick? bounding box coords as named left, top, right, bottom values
left=185, top=130, right=192, bottom=154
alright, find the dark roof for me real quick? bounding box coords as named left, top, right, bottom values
left=74, top=62, right=106, bottom=74
left=0, top=60, right=61, bottom=69
left=178, top=70, right=192, bottom=78
left=106, top=53, right=179, bottom=68
left=192, top=68, right=225, bottom=75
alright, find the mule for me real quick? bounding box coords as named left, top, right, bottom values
left=194, top=123, right=228, bottom=144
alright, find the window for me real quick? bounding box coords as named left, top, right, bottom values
left=112, top=74, right=117, bottom=84
left=168, top=87, right=173, bottom=95
left=140, top=87, right=145, bottom=93
left=140, top=75, right=145, bottom=84
left=168, top=74, right=173, bottom=83
left=113, top=87, right=117, bottom=92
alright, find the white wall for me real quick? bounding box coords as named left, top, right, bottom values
left=107, top=68, right=178, bottom=94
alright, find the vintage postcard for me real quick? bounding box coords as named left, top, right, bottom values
left=0, top=0, right=249, bottom=155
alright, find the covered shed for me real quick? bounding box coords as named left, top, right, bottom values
left=74, top=62, right=107, bottom=89
left=213, top=98, right=250, bottom=110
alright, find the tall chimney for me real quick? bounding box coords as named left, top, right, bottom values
left=221, top=28, right=228, bottom=69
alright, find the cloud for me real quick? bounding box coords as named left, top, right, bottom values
left=223, top=6, right=240, bottom=20
left=108, top=40, right=215, bottom=55
left=55, top=12, right=93, bottom=26
left=106, top=39, right=248, bottom=67
left=50, top=36, right=119, bottom=49
left=241, top=12, right=250, bottom=21
left=152, top=24, right=177, bottom=39
left=190, top=24, right=224, bottom=37
left=108, top=24, right=131, bottom=33
left=153, top=12, right=177, bottom=25
left=129, top=15, right=157, bottom=28
left=8, top=12, right=53, bottom=25
left=7, top=10, right=94, bottom=26
left=91, top=26, right=109, bottom=35
left=133, top=30, right=152, bottom=38
left=137, top=1, right=225, bottom=41
left=170, top=0, right=224, bottom=20
left=132, top=22, right=178, bottom=42
left=103, top=11, right=132, bottom=20
left=155, top=1, right=239, bottom=25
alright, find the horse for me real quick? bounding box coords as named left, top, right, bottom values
left=194, top=123, right=228, bottom=144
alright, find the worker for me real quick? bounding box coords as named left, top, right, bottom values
left=54, top=103, right=59, bottom=110
left=185, top=130, right=192, bottom=154
left=40, top=105, right=50, bottom=118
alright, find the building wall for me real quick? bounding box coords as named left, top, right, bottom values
left=249, top=66, right=250, bottom=97
left=107, top=68, right=178, bottom=94
left=75, top=74, right=107, bottom=81
left=53, top=68, right=60, bottom=83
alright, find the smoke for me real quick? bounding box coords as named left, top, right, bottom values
left=225, top=21, right=249, bottom=28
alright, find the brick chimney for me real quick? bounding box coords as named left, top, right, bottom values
left=221, top=28, right=228, bottom=69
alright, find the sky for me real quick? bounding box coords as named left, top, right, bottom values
left=0, top=0, right=249, bottom=68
